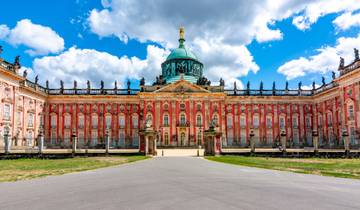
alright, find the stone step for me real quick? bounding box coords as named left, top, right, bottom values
left=157, top=148, right=204, bottom=157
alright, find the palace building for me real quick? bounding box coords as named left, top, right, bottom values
left=1, top=27, right=360, bottom=153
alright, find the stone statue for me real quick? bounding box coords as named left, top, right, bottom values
left=114, top=80, right=118, bottom=90
left=22, top=69, right=28, bottom=78
left=312, top=81, right=316, bottom=90
left=127, top=79, right=131, bottom=89
left=272, top=81, right=276, bottom=91
left=87, top=80, right=90, bottom=90
left=246, top=81, right=250, bottom=90
left=145, top=117, right=152, bottom=128
left=35, top=75, right=39, bottom=84
left=219, top=78, right=224, bottom=86
left=46, top=80, right=49, bottom=90
left=60, top=80, right=64, bottom=90
left=298, top=81, right=302, bottom=90
left=285, top=81, right=289, bottom=90
left=0, top=45, right=3, bottom=56
left=332, top=71, right=336, bottom=80
left=140, top=77, right=145, bottom=86
left=209, top=118, right=216, bottom=131
left=233, top=81, right=237, bottom=90
left=100, top=80, right=104, bottom=89
left=73, top=80, right=77, bottom=89
left=339, top=57, right=344, bottom=69
left=14, top=55, right=20, bottom=66
left=260, top=81, right=263, bottom=91
left=322, top=76, right=325, bottom=86
left=355, top=48, right=359, bottom=61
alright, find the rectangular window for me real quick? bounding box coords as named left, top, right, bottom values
left=119, top=116, right=125, bottom=128
left=4, top=104, right=11, bottom=120
left=305, top=117, right=311, bottom=128
left=280, top=118, right=285, bottom=129
left=51, top=115, right=57, bottom=128
left=227, top=116, right=233, bottom=128
left=106, top=115, right=111, bottom=129
left=92, top=115, right=98, bottom=128
left=64, top=115, right=71, bottom=128
left=163, top=115, right=169, bottom=126
left=240, top=117, right=246, bottom=128
left=28, top=113, right=34, bottom=127
left=253, top=116, right=259, bottom=128
left=132, top=116, right=138, bottom=128
left=78, top=116, right=84, bottom=128
left=349, top=105, right=354, bottom=120
left=266, top=117, right=272, bottom=128
left=292, top=117, right=298, bottom=128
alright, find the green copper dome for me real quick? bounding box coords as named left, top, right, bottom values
left=166, top=44, right=199, bottom=61
left=161, top=27, right=204, bottom=84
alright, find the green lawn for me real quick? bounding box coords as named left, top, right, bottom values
left=0, top=156, right=148, bottom=182
left=206, top=156, right=360, bottom=179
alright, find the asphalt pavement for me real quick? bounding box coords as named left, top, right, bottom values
left=0, top=157, right=360, bottom=210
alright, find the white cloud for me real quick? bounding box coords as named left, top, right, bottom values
left=0, top=19, right=64, bottom=56
left=0, top=25, right=10, bottom=39
left=193, top=38, right=259, bottom=89
left=86, top=0, right=360, bottom=86
left=333, top=12, right=360, bottom=30
left=278, top=33, right=360, bottom=80
left=292, top=0, right=360, bottom=30
left=32, top=45, right=168, bottom=88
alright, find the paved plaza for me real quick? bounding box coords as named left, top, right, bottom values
left=1, top=157, right=360, bottom=210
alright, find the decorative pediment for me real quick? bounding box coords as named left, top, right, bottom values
left=154, top=80, right=210, bottom=93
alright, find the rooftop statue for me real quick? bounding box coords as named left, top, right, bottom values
left=219, top=78, right=225, bottom=86
left=14, top=55, right=20, bottom=66
left=322, top=76, right=325, bottom=86
left=339, top=57, right=345, bottom=69
left=355, top=48, right=359, bottom=61
left=285, top=81, right=289, bottom=90
left=100, top=80, right=104, bottom=90
left=35, top=75, right=39, bottom=84
left=312, top=81, right=316, bottom=90
left=332, top=71, right=336, bottom=80
left=298, top=81, right=302, bottom=90
left=140, top=77, right=145, bottom=86
left=22, top=69, right=27, bottom=78
left=87, top=80, right=90, bottom=90
left=0, top=45, right=3, bottom=56
left=73, top=80, right=77, bottom=89
left=114, top=80, right=118, bottom=90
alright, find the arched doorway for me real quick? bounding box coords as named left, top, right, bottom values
left=180, top=132, right=185, bottom=146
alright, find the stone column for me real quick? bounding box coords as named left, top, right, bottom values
left=4, top=129, right=10, bottom=154
left=72, top=131, right=77, bottom=155
left=280, top=130, right=287, bottom=152
left=343, top=130, right=350, bottom=155
left=145, top=136, right=149, bottom=156
left=249, top=129, right=255, bottom=153
left=105, top=129, right=110, bottom=155
left=37, top=128, right=44, bottom=154
left=312, top=130, right=319, bottom=153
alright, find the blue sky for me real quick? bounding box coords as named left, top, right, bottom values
left=0, top=0, right=359, bottom=89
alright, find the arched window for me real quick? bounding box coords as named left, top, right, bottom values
left=196, top=115, right=202, bottom=127
left=163, top=114, right=169, bottom=126
left=348, top=105, right=354, bottom=120
left=197, top=132, right=202, bottom=145
left=78, top=115, right=84, bottom=129
left=253, top=116, right=259, bottom=128
left=64, top=114, right=71, bottom=128
left=227, top=115, right=233, bottom=128
left=240, top=116, right=246, bottom=128
left=279, top=116, right=285, bottom=129
left=51, top=115, right=57, bottom=129
left=133, top=132, right=139, bottom=146
left=292, top=116, right=298, bottom=128
left=105, top=115, right=112, bottom=129
left=26, top=131, right=33, bottom=146
left=180, top=113, right=186, bottom=125
left=92, top=114, right=98, bottom=128
left=213, top=114, right=218, bottom=125
left=119, top=115, right=125, bottom=128
left=327, top=113, right=333, bottom=126
left=132, top=115, right=138, bottom=128
left=119, top=130, right=125, bottom=146
left=164, top=132, right=169, bottom=145
left=28, top=113, right=34, bottom=128
left=266, top=117, right=272, bottom=128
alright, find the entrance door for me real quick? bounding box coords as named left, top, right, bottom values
left=204, top=136, right=214, bottom=155
left=180, top=133, right=185, bottom=146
